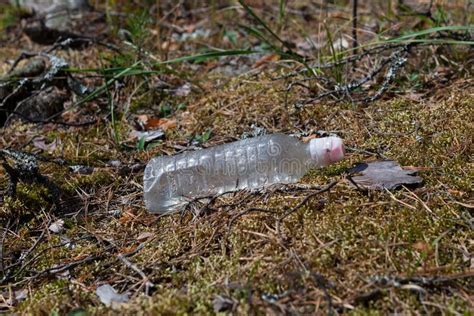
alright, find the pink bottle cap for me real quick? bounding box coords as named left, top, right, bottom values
left=309, top=137, right=345, bottom=166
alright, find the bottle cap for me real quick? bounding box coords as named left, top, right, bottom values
left=309, top=137, right=345, bottom=166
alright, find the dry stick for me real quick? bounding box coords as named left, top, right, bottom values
left=273, top=44, right=406, bottom=81
left=0, top=78, right=30, bottom=108
left=227, top=182, right=339, bottom=231
left=1, top=235, right=92, bottom=283
left=352, top=0, right=358, bottom=51
left=116, top=243, right=154, bottom=296
left=301, top=53, right=396, bottom=105
left=279, top=180, right=338, bottom=222
left=275, top=180, right=338, bottom=242
left=345, top=173, right=368, bottom=194
left=1, top=220, right=49, bottom=277
left=363, top=48, right=408, bottom=102
left=348, top=270, right=474, bottom=305
left=8, top=38, right=121, bottom=73
left=13, top=248, right=112, bottom=286
left=0, top=108, right=98, bottom=127
left=0, top=219, right=10, bottom=278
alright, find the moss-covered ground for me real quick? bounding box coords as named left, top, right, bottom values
left=0, top=1, right=472, bottom=314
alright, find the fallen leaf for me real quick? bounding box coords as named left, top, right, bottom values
left=33, top=136, right=60, bottom=153
left=5, top=289, right=28, bottom=306
left=136, top=232, right=154, bottom=241
left=348, top=160, right=423, bottom=190
left=253, top=54, right=279, bottom=68
left=130, top=130, right=164, bottom=142
left=145, top=118, right=177, bottom=131
left=96, top=284, right=129, bottom=307
left=49, top=219, right=65, bottom=233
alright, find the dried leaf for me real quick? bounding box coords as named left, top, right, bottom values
left=33, top=136, right=60, bottom=153
left=349, top=160, right=423, bottom=190
left=145, top=118, right=177, bottom=131
left=253, top=54, right=279, bottom=68
left=130, top=130, right=164, bottom=142
left=136, top=232, right=154, bottom=241
left=49, top=219, right=64, bottom=233
left=96, top=284, right=129, bottom=307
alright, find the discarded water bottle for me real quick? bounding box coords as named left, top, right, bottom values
left=144, top=134, right=344, bottom=214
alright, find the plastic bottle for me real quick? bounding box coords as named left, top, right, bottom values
left=143, top=134, right=344, bottom=214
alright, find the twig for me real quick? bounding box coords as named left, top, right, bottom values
left=352, top=0, right=358, bottom=51
left=1, top=108, right=98, bottom=127
left=12, top=248, right=112, bottom=286
left=0, top=219, right=10, bottom=278
left=370, top=270, right=474, bottom=288
left=45, top=37, right=122, bottom=55
left=116, top=243, right=154, bottom=295
left=279, top=180, right=338, bottom=222
left=1, top=234, right=93, bottom=283
left=363, top=48, right=408, bottom=102
left=344, top=146, right=389, bottom=160
left=300, top=52, right=396, bottom=105
left=346, top=174, right=368, bottom=194
left=0, top=149, right=61, bottom=207
left=8, top=39, right=120, bottom=74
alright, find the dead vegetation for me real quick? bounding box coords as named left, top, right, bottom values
left=0, top=0, right=473, bottom=314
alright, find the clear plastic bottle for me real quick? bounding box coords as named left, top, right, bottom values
left=143, top=134, right=344, bottom=214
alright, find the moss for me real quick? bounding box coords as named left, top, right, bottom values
left=63, top=170, right=116, bottom=193
left=17, top=280, right=96, bottom=315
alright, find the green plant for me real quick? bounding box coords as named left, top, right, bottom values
left=136, top=136, right=146, bottom=151
left=194, top=129, right=212, bottom=144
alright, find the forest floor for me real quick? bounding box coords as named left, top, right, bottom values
left=0, top=1, right=473, bottom=314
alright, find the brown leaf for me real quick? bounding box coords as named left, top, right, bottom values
left=348, top=160, right=423, bottom=190
left=145, top=118, right=177, bottom=131
left=253, top=54, right=279, bottom=68
left=136, top=232, right=154, bottom=241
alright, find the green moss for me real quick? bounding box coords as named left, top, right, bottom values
left=63, top=170, right=116, bottom=193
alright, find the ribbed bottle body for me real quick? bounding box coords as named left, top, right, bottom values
left=144, top=134, right=312, bottom=214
